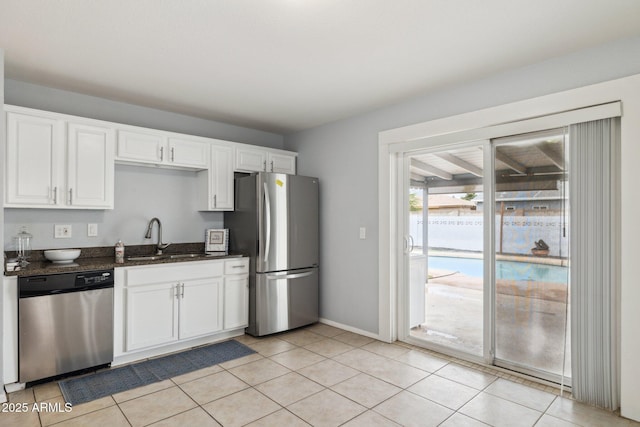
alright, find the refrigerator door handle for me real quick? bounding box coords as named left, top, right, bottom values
left=263, top=182, right=271, bottom=263
left=266, top=270, right=315, bottom=280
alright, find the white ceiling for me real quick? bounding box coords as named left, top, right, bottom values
left=1, top=1, right=639, bottom=134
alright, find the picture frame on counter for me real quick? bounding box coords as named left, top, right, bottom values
left=205, top=228, right=229, bottom=253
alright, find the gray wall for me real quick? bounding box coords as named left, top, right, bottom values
left=3, top=79, right=284, bottom=251
left=284, top=35, right=640, bottom=335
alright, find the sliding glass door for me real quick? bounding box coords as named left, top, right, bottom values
left=406, top=143, right=486, bottom=358
left=403, top=129, right=571, bottom=383
left=492, top=130, right=570, bottom=382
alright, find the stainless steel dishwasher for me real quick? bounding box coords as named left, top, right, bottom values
left=18, top=269, right=114, bottom=383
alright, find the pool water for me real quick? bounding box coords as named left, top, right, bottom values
left=428, top=256, right=568, bottom=284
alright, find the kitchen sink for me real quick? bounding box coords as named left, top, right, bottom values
left=126, top=253, right=241, bottom=262
left=127, top=255, right=165, bottom=261
left=168, top=253, right=202, bottom=259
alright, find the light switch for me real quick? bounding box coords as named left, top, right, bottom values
left=88, top=223, right=98, bottom=237
left=359, top=227, right=366, bottom=239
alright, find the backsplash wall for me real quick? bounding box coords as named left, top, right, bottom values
left=4, top=164, right=223, bottom=250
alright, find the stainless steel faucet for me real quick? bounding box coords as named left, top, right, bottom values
left=144, top=217, right=170, bottom=255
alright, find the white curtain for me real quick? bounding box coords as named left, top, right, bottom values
left=569, top=118, right=619, bottom=410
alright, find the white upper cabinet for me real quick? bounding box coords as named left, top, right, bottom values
left=116, top=130, right=207, bottom=169
left=235, top=146, right=267, bottom=172
left=5, top=105, right=298, bottom=210
left=67, top=123, right=115, bottom=208
left=5, top=107, right=114, bottom=209
left=116, top=130, right=166, bottom=165
left=168, top=137, right=209, bottom=169
left=235, top=145, right=297, bottom=174
left=199, top=143, right=234, bottom=211
left=5, top=111, right=63, bottom=207
left=269, top=152, right=297, bottom=174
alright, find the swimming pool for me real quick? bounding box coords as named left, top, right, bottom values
left=428, top=256, right=568, bottom=284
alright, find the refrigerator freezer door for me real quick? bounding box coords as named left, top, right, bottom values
left=251, top=267, right=319, bottom=336
left=257, top=173, right=318, bottom=273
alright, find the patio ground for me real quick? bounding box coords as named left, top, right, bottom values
left=410, top=268, right=571, bottom=379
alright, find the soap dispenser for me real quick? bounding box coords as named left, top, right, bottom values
left=115, top=240, right=125, bottom=264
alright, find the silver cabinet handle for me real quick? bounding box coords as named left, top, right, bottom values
left=171, top=147, right=175, bottom=162
left=263, top=182, right=271, bottom=263
left=263, top=160, right=267, bottom=171
left=181, top=283, right=185, bottom=298
left=160, top=146, right=164, bottom=161
left=231, top=265, right=245, bottom=269
left=175, top=284, right=180, bottom=299
left=213, top=194, right=217, bottom=208
left=69, top=188, right=73, bottom=205
left=409, top=235, right=415, bottom=253
left=270, top=160, right=274, bottom=172
left=53, top=187, right=58, bottom=204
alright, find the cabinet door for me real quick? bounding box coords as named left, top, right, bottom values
left=224, top=276, right=249, bottom=330
left=179, top=277, right=223, bottom=339
left=209, top=144, right=234, bottom=210
left=268, top=153, right=297, bottom=174
left=126, top=283, right=179, bottom=351
left=117, top=130, right=166, bottom=164
left=5, top=112, right=63, bottom=206
left=67, top=123, right=115, bottom=208
left=235, top=147, right=267, bottom=172
left=168, top=137, right=208, bottom=169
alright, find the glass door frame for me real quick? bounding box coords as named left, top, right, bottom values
left=397, top=139, right=495, bottom=366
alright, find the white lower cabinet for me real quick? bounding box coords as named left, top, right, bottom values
left=118, top=258, right=248, bottom=359
left=126, top=282, right=179, bottom=351
left=224, top=277, right=248, bottom=330
left=180, top=277, right=223, bottom=339
left=223, top=258, right=249, bottom=329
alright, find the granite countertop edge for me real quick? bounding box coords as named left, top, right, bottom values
left=4, top=243, right=248, bottom=277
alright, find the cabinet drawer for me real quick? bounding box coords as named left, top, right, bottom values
left=224, top=258, right=249, bottom=275
left=125, top=261, right=224, bottom=286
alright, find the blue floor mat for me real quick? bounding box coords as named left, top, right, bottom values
left=59, top=340, right=255, bottom=405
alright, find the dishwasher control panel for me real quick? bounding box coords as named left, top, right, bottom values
left=19, top=269, right=115, bottom=298
left=76, top=271, right=113, bottom=287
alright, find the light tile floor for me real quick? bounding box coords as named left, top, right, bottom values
left=2, top=323, right=638, bottom=427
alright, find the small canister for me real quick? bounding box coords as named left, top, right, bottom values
left=115, top=240, right=125, bottom=264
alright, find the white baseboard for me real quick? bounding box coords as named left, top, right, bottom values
left=4, top=382, right=25, bottom=394
left=318, top=318, right=387, bottom=342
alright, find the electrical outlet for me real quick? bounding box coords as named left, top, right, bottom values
left=359, top=227, right=366, bottom=239
left=54, top=224, right=72, bottom=238
left=87, top=223, right=98, bottom=237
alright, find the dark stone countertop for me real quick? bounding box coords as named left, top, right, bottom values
left=4, top=243, right=247, bottom=277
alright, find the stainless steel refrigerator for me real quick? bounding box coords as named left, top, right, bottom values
left=225, top=172, right=319, bottom=336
